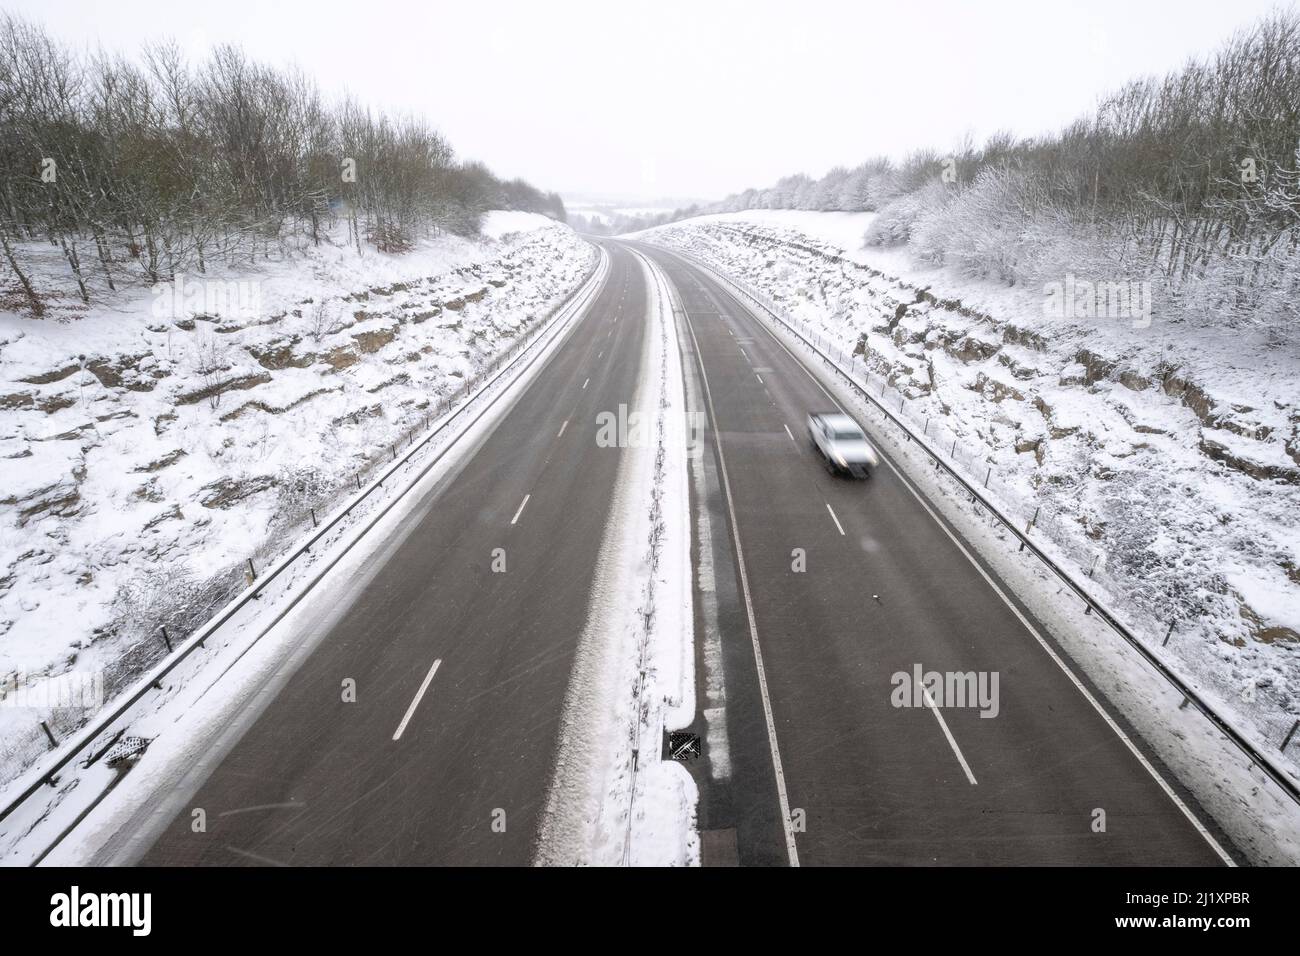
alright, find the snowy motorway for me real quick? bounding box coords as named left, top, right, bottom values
left=32, top=237, right=1235, bottom=866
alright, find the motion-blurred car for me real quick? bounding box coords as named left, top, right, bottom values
left=807, top=412, right=880, bottom=477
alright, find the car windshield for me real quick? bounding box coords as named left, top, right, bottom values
left=833, top=428, right=863, bottom=440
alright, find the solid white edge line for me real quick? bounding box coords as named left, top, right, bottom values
left=705, top=258, right=1235, bottom=866
left=510, top=493, right=530, bottom=526
left=825, top=502, right=845, bottom=536
left=919, top=683, right=979, bottom=784
left=392, top=659, right=442, bottom=741
left=660, top=263, right=801, bottom=868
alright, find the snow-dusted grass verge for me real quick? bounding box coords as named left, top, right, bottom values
left=0, top=246, right=610, bottom=866
left=660, top=245, right=1300, bottom=865
left=534, top=250, right=696, bottom=867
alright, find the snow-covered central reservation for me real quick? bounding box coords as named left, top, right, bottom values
left=637, top=209, right=1300, bottom=785
left=0, top=212, right=595, bottom=787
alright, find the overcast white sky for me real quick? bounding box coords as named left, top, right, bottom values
left=10, top=0, right=1292, bottom=203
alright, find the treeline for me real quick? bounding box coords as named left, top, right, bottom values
left=652, top=9, right=1300, bottom=332
left=0, top=14, right=566, bottom=316
left=572, top=206, right=705, bottom=236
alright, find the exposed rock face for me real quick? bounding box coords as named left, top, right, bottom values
left=247, top=340, right=317, bottom=370
left=972, top=372, right=1024, bottom=403
left=1199, top=433, right=1300, bottom=483
left=133, top=449, right=187, bottom=473
left=198, top=474, right=276, bottom=509
left=352, top=326, right=398, bottom=354
left=176, top=372, right=272, bottom=406
left=19, top=363, right=79, bottom=385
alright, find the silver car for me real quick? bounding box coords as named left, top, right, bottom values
left=807, top=412, right=880, bottom=477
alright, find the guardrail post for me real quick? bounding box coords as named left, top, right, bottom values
left=246, top=557, right=256, bottom=581
left=160, top=626, right=172, bottom=652
left=1162, top=621, right=1175, bottom=646
left=310, top=508, right=317, bottom=528
left=1283, top=719, right=1300, bottom=752
left=40, top=721, right=57, bottom=749
left=984, top=466, right=991, bottom=488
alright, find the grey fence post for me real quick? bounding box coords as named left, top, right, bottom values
left=1283, top=719, right=1300, bottom=753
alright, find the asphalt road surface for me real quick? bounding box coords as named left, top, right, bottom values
left=124, top=234, right=1231, bottom=866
